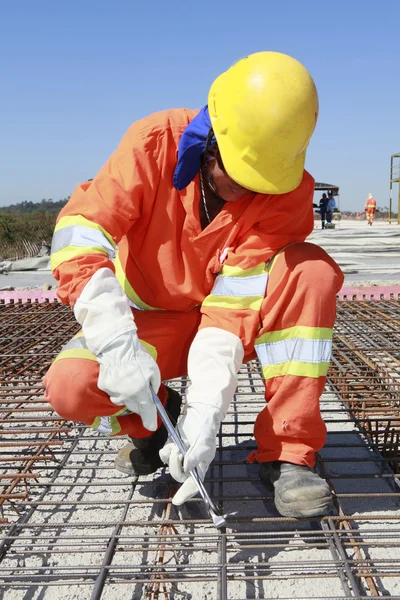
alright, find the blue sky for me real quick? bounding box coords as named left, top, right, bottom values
left=0, top=0, right=399, bottom=211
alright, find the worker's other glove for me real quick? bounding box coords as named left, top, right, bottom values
left=74, top=267, right=160, bottom=431
left=159, top=402, right=223, bottom=505
left=160, top=327, right=244, bottom=505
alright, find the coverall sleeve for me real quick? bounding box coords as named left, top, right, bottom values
left=51, top=125, right=160, bottom=306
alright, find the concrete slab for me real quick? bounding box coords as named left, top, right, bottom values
left=309, top=220, right=400, bottom=283
left=0, top=256, right=51, bottom=272
left=0, top=271, right=57, bottom=290
left=11, top=257, right=50, bottom=271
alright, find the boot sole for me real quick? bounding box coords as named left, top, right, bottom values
left=274, top=494, right=333, bottom=518
left=259, top=465, right=333, bottom=518
left=114, top=457, right=136, bottom=476
left=114, top=455, right=160, bottom=476
left=115, top=452, right=162, bottom=476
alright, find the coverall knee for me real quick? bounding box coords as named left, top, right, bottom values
left=250, top=242, right=344, bottom=467
left=43, top=309, right=201, bottom=438
left=366, top=209, right=375, bottom=224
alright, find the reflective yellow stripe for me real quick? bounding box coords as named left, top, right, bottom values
left=94, top=415, right=121, bottom=435
left=54, top=215, right=116, bottom=248
left=53, top=348, right=97, bottom=363
left=91, top=407, right=131, bottom=435
left=91, top=416, right=101, bottom=429
left=51, top=246, right=109, bottom=270
left=114, top=254, right=162, bottom=311
left=220, top=263, right=268, bottom=278
left=108, top=416, right=121, bottom=435
left=140, top=340, right=157, bottom=361
left=256, top=326, right=333, bottom=345
left=261, top=361, right=330, bottom=380
left=202, top=295, right=263, bottom=311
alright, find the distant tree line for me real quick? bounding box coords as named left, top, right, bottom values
left=0, top=198, right=69, bottom=260
left=0, top=197, right=69, bottom=215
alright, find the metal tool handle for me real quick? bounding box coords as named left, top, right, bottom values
left=150, top=387, right=224, bottom=520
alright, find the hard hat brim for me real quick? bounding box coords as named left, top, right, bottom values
left=217, top=132, right=306, bottom=195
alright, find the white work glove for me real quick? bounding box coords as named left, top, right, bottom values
left=74, top=267, right=160, bottom=431
left=160, top=327, right=244, bottom=505
left=97, top=330, right=160, bottom=431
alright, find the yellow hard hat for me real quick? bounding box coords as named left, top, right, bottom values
left=208, top=51, right=319, bottom=194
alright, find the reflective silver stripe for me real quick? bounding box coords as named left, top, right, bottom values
left=97, top=416, right=113, bottom=434
left=95, top=409, right=132, bottom=434
left=256, top=338, right=332, bottom=366
left=51, top=226, right=116, bottom=259
left=128, top=298, right=146, bottom=311
left=62, top=336, right=87, bottom=351
left=211, top=273, right=269, bottom=297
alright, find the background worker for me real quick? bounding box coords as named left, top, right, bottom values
left=364, top=193, right=377, bottom=225
left=43, top=51, right=343, bottom=519
left=326, top=191, right=336, bottom=225
left=319, top=193, right=329, bottom=228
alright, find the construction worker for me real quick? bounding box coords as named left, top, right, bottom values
left=364, top=193, right=377, bottom=225
left=43, top=52, right=344, bottom=519
left=319, top=193, right=329, bottom=229
left=326, top=191, right=336, bottom=225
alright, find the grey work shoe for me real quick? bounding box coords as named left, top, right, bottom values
left=259, top=461, right=333, bottom=518
left=114, top=386, right=182, bottom=476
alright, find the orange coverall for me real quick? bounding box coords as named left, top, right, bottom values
left=44, top=109, right=343, bottom=467
left=364, top=197, right=377, bottom=223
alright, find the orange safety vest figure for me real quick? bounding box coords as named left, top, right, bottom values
left=43, top=52, right=344, bottom=520
left=364, top=194, right=377, bottom=225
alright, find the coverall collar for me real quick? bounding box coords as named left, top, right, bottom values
left=173, top=106, right=261, bottom=240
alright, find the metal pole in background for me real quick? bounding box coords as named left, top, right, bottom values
left=389, top=154, right=393, bottom=224
left=396, top=153, right=400, bottom=225
left=390, top=152, right=400, bottom=225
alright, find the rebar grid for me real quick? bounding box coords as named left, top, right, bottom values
left=1, top=299, right=400, bottom=600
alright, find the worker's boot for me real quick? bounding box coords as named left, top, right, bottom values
left=259, top=461, right=333, bottom=518
left=115, top=386, right=182, bottom=476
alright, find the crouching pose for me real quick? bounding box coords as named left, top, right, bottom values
left=44, top=52, right=343, bottom=518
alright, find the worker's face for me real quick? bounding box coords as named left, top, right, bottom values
left=204, top=145, right=251, bottom=203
